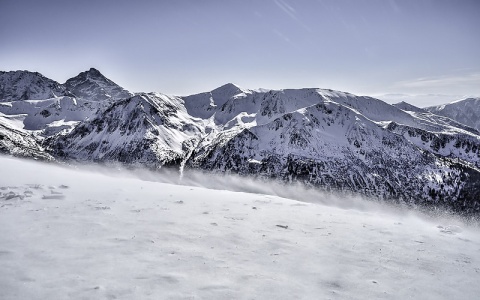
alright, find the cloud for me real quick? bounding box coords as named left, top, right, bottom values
left=272, top=0, right=312, bottom=32
left=273, top=29, right=291, bottom=43
left=394, top=73, right=480, bottom=89
left=273, top=0, right=296, bottom=20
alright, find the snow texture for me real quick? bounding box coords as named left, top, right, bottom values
left=0, top=155, right=479, bottom=299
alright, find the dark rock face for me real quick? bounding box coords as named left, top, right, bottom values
left=0, top=122, right=53, bottom=160
left=0, top=71, right=71, bottom=102
left=64, top=68, right=133, bottom=102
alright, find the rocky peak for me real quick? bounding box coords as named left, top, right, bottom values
left=393, top=101, right=427, bottom=113
left=0, top=70, right=69, bottom=102
left=64, top=68, right=133, bottom=102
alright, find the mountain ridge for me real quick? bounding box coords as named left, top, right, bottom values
left=425, top=97, right=480, bottom=131
left=0, top=68, right=133, bottom=103
left=0, top=70, right=72, bottom=102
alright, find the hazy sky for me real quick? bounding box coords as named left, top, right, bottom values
left=1, top=0, right=479, bottom=104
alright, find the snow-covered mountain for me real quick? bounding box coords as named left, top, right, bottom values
left=185, top=87, right=480, bottom=212
left=49, top=93, right=204, bottom=167
left=1, top=69, right=479, bottom=214
left=425, top=97, right=480, bottom=131
left=0, top=68, right=134, bottom=139
left=391, top=101, right=480, bottom=167
left=64, top=68, right=133, bottom=102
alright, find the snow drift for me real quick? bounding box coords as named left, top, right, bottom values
left=0, top=155, right=479, bottom=299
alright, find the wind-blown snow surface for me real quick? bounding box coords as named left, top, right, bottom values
left=1, top=156, right=479, bottom=299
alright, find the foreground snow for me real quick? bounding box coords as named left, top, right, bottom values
left=0, top=156, right=479, bottom=299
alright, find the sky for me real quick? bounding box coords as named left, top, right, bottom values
left=1, top=0, right=479, bottom=106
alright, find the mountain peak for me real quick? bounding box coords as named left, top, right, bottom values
left=64, top=68, right=133, bottom=101
left=212, top=83, right=245, bottom=95
left=70, top=67, right=106, bottom=81
left=217, top=82, right=241, bottom=89
left=392, top=101, right=426, bottom=113
left=87, top=67, right=102, bottom=76
left=210, top=83, right=249, bottom=103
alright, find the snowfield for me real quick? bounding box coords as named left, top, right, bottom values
left=0, top=156, right=479, bottom=299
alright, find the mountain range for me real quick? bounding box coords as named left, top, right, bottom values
left=1, top=68, right=479, bottom=214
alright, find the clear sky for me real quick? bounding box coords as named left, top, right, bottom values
left=1, top=0, right=479, bottom=105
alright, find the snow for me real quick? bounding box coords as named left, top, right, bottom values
left=425, top=97, right=480, bottom=132
left=1, top=155, right=479, bottom=299
left=0, top=112, right=26, bottom=130
left=0, top=96, right=106, bottom=135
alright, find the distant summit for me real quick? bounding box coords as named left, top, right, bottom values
left=392, top=101, right=426, bottom=113
left=211, top=83, right=246, bottom=97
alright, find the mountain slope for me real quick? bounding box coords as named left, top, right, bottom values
left=394, top=101, right=477, bottom=133
left=0, top=113, right=53, bottom=160
left=48, top=93, right=204, bottom=167
left=392, top=101, right=480, bottom=167
left=182, top=83, right=254, bottom=121
left=0, top=96, right=108, bottom=136
left=425, top=97, right=480, bottom=131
